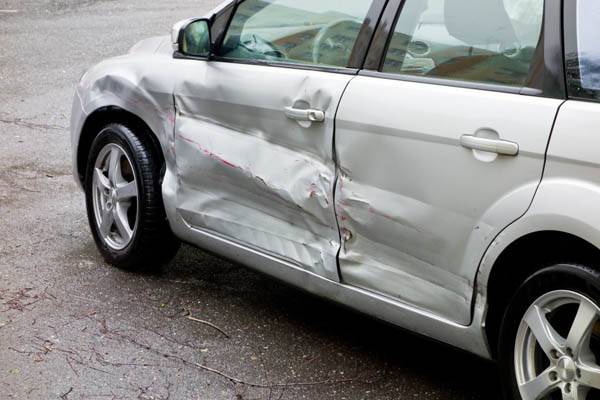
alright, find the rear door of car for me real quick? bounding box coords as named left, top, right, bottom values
left=172, top=0, right=385, bottom=281
left=334, top=0, right=566, bottom=324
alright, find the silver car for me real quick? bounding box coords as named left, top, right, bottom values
left=70, top=0, right=600, bottom=398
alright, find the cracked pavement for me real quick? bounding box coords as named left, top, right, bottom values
left=0, top=1, right=501, bottom=399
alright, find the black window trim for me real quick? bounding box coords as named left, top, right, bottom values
left=192, top=0, right=390, bottom=75
left=563, top=0, right=600, bottom=103
left=362, top=0, right=566, bottom=99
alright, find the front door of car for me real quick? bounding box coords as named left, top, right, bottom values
left=334, top=0, right=565, bottom=324
left=173, top=0, right=381, bottom=281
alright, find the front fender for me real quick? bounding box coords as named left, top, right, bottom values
left=71, top=53, right=179, bottom=186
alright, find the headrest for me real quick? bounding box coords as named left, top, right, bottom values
left=444, top=0, right=518, bottom=46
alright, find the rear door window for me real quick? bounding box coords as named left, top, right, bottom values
left=565, top=0, right=600, bottom=101
left=381, top=0, right=544, bottom=87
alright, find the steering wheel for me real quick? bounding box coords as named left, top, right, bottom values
left=239, top=33, right=287, bottom=60
left=499, top=41, right=522, bottom=59
left=312, top=19, right=359, bottom=65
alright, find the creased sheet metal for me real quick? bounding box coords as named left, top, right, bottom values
left=336, top=176, right=474, bottom=322
left=172, top=62, right=352, bottom=281
left=333, top=75, right=562, bottom=324
left=73, top=36, right=350, bottom=281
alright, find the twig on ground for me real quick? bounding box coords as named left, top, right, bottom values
left=186, top=315, right=230, bottom=339
left=189, top=361, right=358, bottom=389
left=65, top=356, right=80, bottom=377
left=186, top=310, right=230, bottom=339
left=59, top=387, right=73, bottom=400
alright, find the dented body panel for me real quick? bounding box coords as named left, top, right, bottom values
left=172, top=61, right=352, bottom=280
left=71, top=0, right=600, bottom=364
left=334, top=76, right=562, bottom=324
left=71, top=36, right=179, bottom=188
left=70, top=41, right=495, bottom=357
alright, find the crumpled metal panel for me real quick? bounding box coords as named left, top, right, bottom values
left=336, top=177, right=474, bottom=319
left=71, top=31, right=350, bottom=281
left=334, top=76, right=562, bottom=324
left=172, top=62, right=352, bottom=281
left=72, top=37, right=179, bottom=187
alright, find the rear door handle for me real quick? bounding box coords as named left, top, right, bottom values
left=284, top=106, right=325, bottom=122
left=460, top=135, right=519, bottom=156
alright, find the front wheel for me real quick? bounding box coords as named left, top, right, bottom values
left=84, top=123, right=179, bottom=271
left=499, top=264, right=600, bottom=400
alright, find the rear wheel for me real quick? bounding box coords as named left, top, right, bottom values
left=500, top=264, right=600, bottom=400
left=84, top=123, right=179, bottom=271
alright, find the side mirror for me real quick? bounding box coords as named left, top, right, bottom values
left=172, top=18, right=212, bottom=58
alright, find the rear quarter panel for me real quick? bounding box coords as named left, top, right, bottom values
left=478, top=100, right=600, bottom=290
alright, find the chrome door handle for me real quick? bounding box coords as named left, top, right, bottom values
left=460, top=135, right=519, bottom=156
left=284, top=106, right=325, bottom=122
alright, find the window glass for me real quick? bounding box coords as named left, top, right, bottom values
left=565, top=0, right=600, bottom=101
left=220, top=0, right=373, bottom=68
left=382, top=0, right=544, bottom=87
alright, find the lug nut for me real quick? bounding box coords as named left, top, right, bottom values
left=551, top=349, right=559, bottom=359
left=565, top=383, right=572, bottom=394
left=549, top=371, right=558, bottom=381
left=577, top=368, right=582, bottom=379
left=566, top=348, right=574, bottom=357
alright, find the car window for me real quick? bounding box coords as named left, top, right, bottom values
left=382, top=0, right=544, bottom=87
left=565, top=0, right=600, bottom=101
left=219, top=0, right=373, bottom=68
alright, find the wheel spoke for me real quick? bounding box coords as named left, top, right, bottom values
left=579, top=363, right=600, bottom=390
left=525, top=305, right=565, bottom=359
left=566, top=299, right=597, bottom=357
left=108, top=148, right=123, bottom=185
left=519, top=367, right=559, bottom=400
left=113, top=207, right=132, bottom=242
left=99, top=208, right=114, bottom=237
left=94, top=168, right=111, bottom=191
left=116, top=181, right=137, bottom=201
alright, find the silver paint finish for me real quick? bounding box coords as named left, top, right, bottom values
left=334, top=76, right=562, bottom=324
left=70, top=35, right=493, bottom=357
left=70, top=0, right=600, bottom=363
left=477, top=100, right=600, bottom=296
left=172, top=61, right=352, bottom=280
left=460, top=134, right=519, bottom=157
left=162, top=194, right=492, bottom=357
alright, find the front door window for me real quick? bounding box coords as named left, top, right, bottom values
left=219, top=0, right=374, bottom=68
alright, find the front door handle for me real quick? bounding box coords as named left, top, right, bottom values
left=460, top=135, right=519, bottom=156
left=284, top=106, right=325, bottom=122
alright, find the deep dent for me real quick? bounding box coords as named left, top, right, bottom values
left=172, top=63, right=350, bottom=281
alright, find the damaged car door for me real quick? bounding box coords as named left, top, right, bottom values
left=173, top=0, right=381, bottom=281
left=334, top=0, right=564, bottom=324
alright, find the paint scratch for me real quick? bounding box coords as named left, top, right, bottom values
left=178, top=134, right=240, bottom=170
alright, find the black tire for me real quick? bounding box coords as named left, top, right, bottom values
left=499, top=264, right=600, bottom=400
left=84, top=123, right=180, bottom=271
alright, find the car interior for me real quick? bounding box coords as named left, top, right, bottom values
left=219, top=0, right=366, bottom=67
left=383, top=0, right=543, bottom=86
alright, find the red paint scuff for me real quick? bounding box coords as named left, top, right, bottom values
left=179, top=134, right=240, bottom=170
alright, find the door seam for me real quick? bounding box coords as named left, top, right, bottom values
left=332, top=75, right=359, bottom=282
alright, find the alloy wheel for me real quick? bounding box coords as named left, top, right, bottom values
left=515, top=290, right=600, bottom=400
left=91, top=143, right=139, bottom=250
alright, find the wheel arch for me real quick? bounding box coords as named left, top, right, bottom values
left=483, top=230, right=600, bottom=358
left=76, top=106, right=165, bottom=189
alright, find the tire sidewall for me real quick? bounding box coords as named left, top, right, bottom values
left=84, top=124, right=146, bottom=266
left=499, top=264, right=600, bottom=400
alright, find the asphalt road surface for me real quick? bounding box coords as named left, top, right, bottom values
left=0, top=1, right=501, bottom=399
